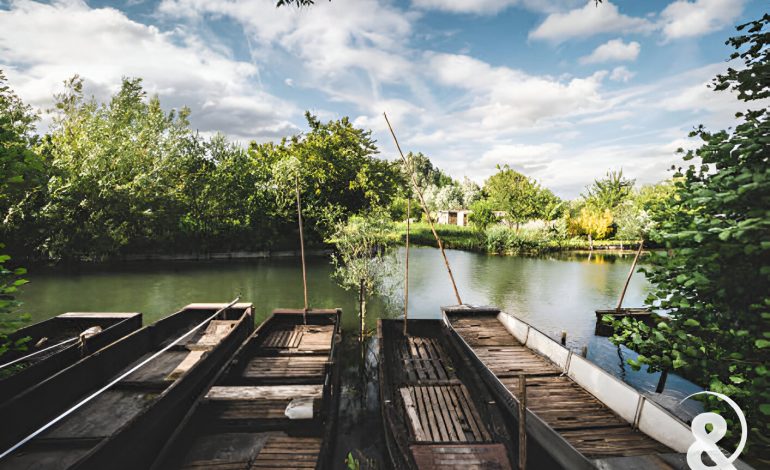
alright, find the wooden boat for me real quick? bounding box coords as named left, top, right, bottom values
left=378, top=318, right=516, bottom=470
left=594, top=308, right=654, bottom=336
left=151, top=308, right=342, bottom=470
left=443, top=305, right=754, bottom=470
left=0, top=312, right=142, bottom=404
left=0, top=302, right=253, bottom=470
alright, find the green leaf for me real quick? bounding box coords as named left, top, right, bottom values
left=684, top=318, right=700, bottom=327
left=756, top=339, right=770, bottom=349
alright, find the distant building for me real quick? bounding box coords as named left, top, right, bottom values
left=437, top=209, right=471, bottom=227
left=437, top=209, right=508, bottom=227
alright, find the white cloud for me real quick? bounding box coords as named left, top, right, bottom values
left=427, top=53, right=608, bottom=130
left=580, top=39, right=640, bottom=64
left=610, top=66, right=635, bottom=82
left=660, top=0, right=746, bottom=41
left=480, top=143, right=562, bottom=169
left=410, top=0, right=584, bottom=15
left=0, top=0, right=296, bottom=140
left=529, top=1, right=652, bottom=43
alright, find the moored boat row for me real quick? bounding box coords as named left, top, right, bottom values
left=0, top=302, right=754, bottom=469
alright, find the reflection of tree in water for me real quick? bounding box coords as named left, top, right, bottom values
left=333, top=329, right=386, bottom=469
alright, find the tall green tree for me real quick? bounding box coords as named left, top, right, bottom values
left=484, top=165, right=545, bottom=229
left=611, top=14, right=770, bottom=461
left=582, top=169, right=635, bottom=211
left=273, top=113, right=399, bottom=237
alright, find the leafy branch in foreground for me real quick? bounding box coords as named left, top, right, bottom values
left=611, top=14, right=770, bottom=461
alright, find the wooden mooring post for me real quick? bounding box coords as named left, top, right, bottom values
left=560, top=330, right=567, bottom=346
left=518, top=374, right=527, bottom=470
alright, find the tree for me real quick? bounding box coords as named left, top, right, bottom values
left=468, top=198, right=498, bottom=232
left=327, top=209, right=398, bottom=338
left=0, top=71, right=47, bottom=257
left=611, top=14, right=770, bottom=460
left=614, top=182, right=675, bottom=241
left=0, top=72, right=33, bottom=358
left=484, top=165, right=543, bottom=229
left=574, top=205, right=613, bottom=248
left=582, top=169, right=634, bottom=211
left=273, top=113, right=399, bottom=238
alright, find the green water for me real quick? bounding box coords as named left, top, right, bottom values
left=17, top=247, right=702, bottom=464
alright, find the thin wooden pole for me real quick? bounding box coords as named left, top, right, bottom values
left=616, top=240, right=644, bottom=311
left=404, top=172, right=411, bottom=336
left=518, top=374, right=527, bottom=470
left=296, top=175, right=309, bottom=325
left=383, top=112, right=463, bottom=306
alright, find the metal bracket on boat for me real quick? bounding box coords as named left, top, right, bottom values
left=632, top=395, right=646, bottom=430
left=562, top=350, right=574, bottom=377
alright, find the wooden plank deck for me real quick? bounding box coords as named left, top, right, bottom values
left=261, top=325, right=334, bottom=353
left=410, top=444, right=512, bottom=470
left=450, top=315, right=672, bottom=459
left=400, top=385, right=491, bottom=443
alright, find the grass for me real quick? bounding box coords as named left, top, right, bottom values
left=394, top=222, right=485, bottom=251
left=394, top=222, right=640, bottom=254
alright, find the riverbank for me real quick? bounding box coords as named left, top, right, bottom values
left=395, top=222, right=642, bottom=255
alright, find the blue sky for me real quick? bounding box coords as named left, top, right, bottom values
left=0, top=0, right=766, bottom=197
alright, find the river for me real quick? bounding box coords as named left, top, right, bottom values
left=17, top=247, right=702, bottom=466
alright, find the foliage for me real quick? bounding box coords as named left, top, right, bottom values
left=1, top=76, right=400, bottom=260
left=327, top=208, right=398, bottom=293
left=611, top=14, right=770, bottom=459
left=614, top=182, right=675, bottom=241
left=276, top=113, right=399, bottom=238
left=468, top=198, right=498, bottom=232
left=570, top=205, right=614, bottom=241
left=0, top=71, right=47, bottom=256
left=276, top=0, right=327, bottom=6
left=0, top=247, right=30, bottom=358
left=484, top=165, right=554, bottom=227
left=582, top=169, right=634, bottom=211
left=0, top=71, right=33, bottom=357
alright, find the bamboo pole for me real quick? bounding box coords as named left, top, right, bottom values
left=616, top=240, right=644, bottom=311
left=296, top=175, right=309, bottom=325
left=383, top=112, right=463, bottom=306
left=404, top=166, right=411, bottom=337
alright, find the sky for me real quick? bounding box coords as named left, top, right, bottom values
left=0, top=0, right=766, bottom=197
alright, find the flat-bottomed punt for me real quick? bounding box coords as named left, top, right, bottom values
left=0, top=312, right=142, bottom=404
left=378, top=319, right=515, bottom=470
left=152, top=308, right=342, bottom=470
left=443, top=305, right=753, bottom=469
left=0, top=303, right=253, bottom=470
